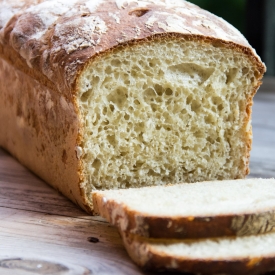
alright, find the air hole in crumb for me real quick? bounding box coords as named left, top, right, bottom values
left=111, top=59, right=121, bottom=67
left=93, top=113, right=100, bottom=125
left=181, top=109, right=187, bottom=115
left=81, top=91, right=89, bottom=102
left=92, top=159, right=101, bottom=169
left=242, top=67, right=249, bottom=75
left=102, top=120, right=109, bottom=126
left=105, top=66, right=112, bottom=74
left=165, top=88, right=173, bottom=96
left=151, top=103, right=157, bottom=112
left=154, top=84, right=163, bottom=96
left=109, top=104, right=115, bottom=112
left=207, top=136, right=214, bottom=144
left=129, top=8, right=150, bottom=17
left=186, top=95, right=193, bottom=105
left=107, top=135, right=116, bottom=147
left=194, top=131, right=203, bottom=138
left=92, top=76, right=100, bottom=86
left=205, top=114, right=213, bottom=124
left=144, top=87, right=156, bottom=99
left=107, top=87, right=128, bottom=109
left=103, top=107, right=108, bottom=115
left=226, top=68, right=238, bottom=84
left=134, top=161, right=143, bottom=169
left=148, top=169, right=159, bottom=176
left=191, top=100, right=200, bottom=112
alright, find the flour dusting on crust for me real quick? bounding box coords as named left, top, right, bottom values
left=54, top=16, right=107, bottom=54
left=0, top=0, right=255, bottom=93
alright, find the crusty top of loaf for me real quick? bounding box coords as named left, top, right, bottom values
left=0, top=0, right=265, bottom=94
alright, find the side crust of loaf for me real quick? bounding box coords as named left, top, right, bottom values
left=0, top=57, right=88, bottom=210
left=120, top=231, right=275, bottom=275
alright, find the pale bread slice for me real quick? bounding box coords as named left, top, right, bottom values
left=120, top=230, right=275, bottom=275
left=93, top=178, right=275, bottom=238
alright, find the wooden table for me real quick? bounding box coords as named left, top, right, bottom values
left=1, top=78, right=275, bottom=275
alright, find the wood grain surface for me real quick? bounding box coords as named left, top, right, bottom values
left=0, top=77, right=275, bottom=275
left=0, top=149, right=153, bottom=275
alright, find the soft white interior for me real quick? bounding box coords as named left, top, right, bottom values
left=144, top=231, right=275, bottom=259
left=78, top=38, right=259, bottom=193
left=97, top=178, right=275, bottom=216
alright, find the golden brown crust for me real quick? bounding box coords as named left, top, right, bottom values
left=121, top=231, right=275, bottom=275
left=0, top=0, right=266, bottom=213
left=0, top=0, right=265, bottom=94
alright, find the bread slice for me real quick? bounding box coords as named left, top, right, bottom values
left=0, top=0, right=265, bottom=213
left=93, top=178, right=275, bottom=238
left=120, top=230, right=275, bottom=275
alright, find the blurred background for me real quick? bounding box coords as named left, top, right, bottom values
left=188, top=0, right=275, bottom=76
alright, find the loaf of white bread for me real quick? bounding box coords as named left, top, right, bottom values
left=93, top=178, right=275, bottom=274
left=0, top=0, right=265, bottom=213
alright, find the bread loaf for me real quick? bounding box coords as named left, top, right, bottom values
left=0, top=0, right=265, bottom=213
left=120, top=230, right=275, bottom=274
left=93, top=178, right=275, bottom=238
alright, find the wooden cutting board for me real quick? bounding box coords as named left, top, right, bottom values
left=0, top=79, right=274, bottom=275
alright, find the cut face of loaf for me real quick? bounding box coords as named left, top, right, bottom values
left=93, top=178, right=275, bottom=239
left=78, top=37, right=258, bottom=193
left=120, top=230, right=275, bottom=275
